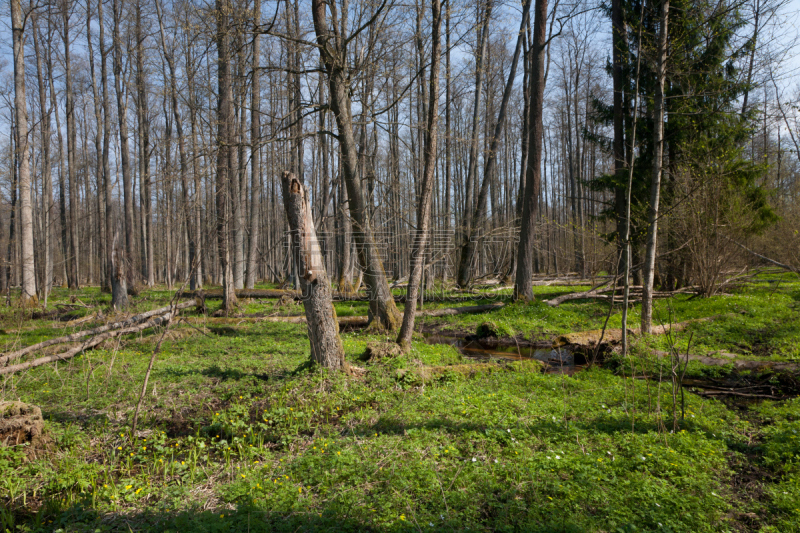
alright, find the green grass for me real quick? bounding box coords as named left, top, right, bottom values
left=0, top=279, right=798, bottom=532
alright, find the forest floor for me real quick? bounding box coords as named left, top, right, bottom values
left=0, top=271, right=799, bottom=532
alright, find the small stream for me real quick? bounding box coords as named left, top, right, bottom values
left=424, top=334, right=585, bottom=374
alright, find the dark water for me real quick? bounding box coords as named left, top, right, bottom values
left=423, top=334, right=585, bottom=374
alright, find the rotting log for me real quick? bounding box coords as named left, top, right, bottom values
left=417, top=303, right=504, bottom=317
left=544, top=285, right=695, bottom=307
left=177, top=288, right=300, bottom=300
left=182, top=304, right=504, bottom=327
left=176, top=289, right=490, bottom=304
left=183, top=315, right=371, bottom=327
left=0, top=299, right=197, bottom=367
left=280, top=171, right=346, bottom=371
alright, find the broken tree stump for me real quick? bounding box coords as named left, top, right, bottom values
left=280, top=171, right=346, bottom=371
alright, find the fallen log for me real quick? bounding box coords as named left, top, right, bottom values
left=182, top=315, right=371, bottom=327
left=417, top=303, right=504, bottom=317
left=178, top=289, right=300, bottom=300
left=0, top=312, right=176, bottom=375
left=0, top=299, right=197, bottom=367
left=185, top=304, right=505, bottom=327
left=544, top=286, right=696, bottom=307
left=177, top=288, right=495, bottom=304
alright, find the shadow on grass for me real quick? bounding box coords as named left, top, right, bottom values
left=364, top=412, right=724, bottom=445
left=160, top=364, right=275, bottom=383
left=7, top=501, right=588, bottom=533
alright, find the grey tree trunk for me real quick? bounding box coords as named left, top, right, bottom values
left=514, top=0, right=547, bottom=301
left=135, top=0, right=154, bottom=286
left=641, top=0, right=669, bottom=334
left=32, top=17, right=52, bottom=304
left=62, top=0, right=79, bottom=288
left=97, top=0, right=128, bottom=308
left=215, top=0, right=238, bottom=314
left=11, top=0, right=37, bottom=304
left=397, top=0, right=442, bottom=348
left=310, top=0, right=402, bottom=331
left=113, top=0, right=136, bottom=287
left=86, top=2, right=105, bottom=289
left=612, top=0, right=628, bottom=277
left=280, top=172, right=345, bottom=370
left=155, top=0, right=195, bottom=290
left=457, top=0, right=530, bottom=288
left=245, top=0, right=262, bottom=289
left=456, top=0, right=493, bottom=288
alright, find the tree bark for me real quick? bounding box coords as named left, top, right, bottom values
left=514, top=0, right=547, bottom=301
left=10, top=0, right=36, bottom=304
left=134, top=0, right=154, bottom=287
left=456, top=0, right=493, bottom=288
left=62, top=0, right=80, bottom=288
left=397, top=0, right=442, bottom=348
left=280, top=172, right=345, bottom=370
left=310, top=0, right=402, bottom=331
left=113, top=0, right=136, bottom=287
left=32, top=15, right=52, bottom=305
left=458, top=0, right=531, bottom=288
left=641, top=0, right=669, bottom=334
left=246, top=0, right=262, bottom=289
left=612, top=0, right=628, bottom=277
left=215, top=0, right=238, bottom=314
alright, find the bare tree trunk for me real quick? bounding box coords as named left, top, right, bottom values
left=187, top=45, right=203, bottom=290
left=310, top=0, right=402, bottom=331
left=155, top=0, right=195, bottom=291
left=280, top=172, right=345, bottom=370
left=612, top=0, right=628, bottom=277
left=641, top=0, right=669, bottom=334
left=62, top=0, right=79, bottom=289
left=98, top=0, right=127, bottom=308
left=135, top=0, right=154, bottom=287
left=32, top=16, right=52, bottom=304
left=458, top=0, right=530, bottom=288
left=443, top=5, right=451, bottom=284
left=398, top=0, right=441, bottom=348
left=215, top=0, right=237, bottom=314
left=86, top=1, right=105, bottom=289
left=113, top=0, right=136, bottom=287
left=456, top=0, right=493, bottom=288
left=245, top=0, right=262, bottom=289
left=11, top=0, right=36, bottom=304
left=514, top=0, right=547, bottom=301
left=508, top=26, right=531, bottom=282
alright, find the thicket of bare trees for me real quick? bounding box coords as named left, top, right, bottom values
left=1, top=0, right=798, bottom=331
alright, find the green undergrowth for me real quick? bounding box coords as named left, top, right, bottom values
left=0, top=279, right=798, bottom=531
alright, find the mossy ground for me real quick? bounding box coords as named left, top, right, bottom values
left=0, top=274, right=798, bottom=532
